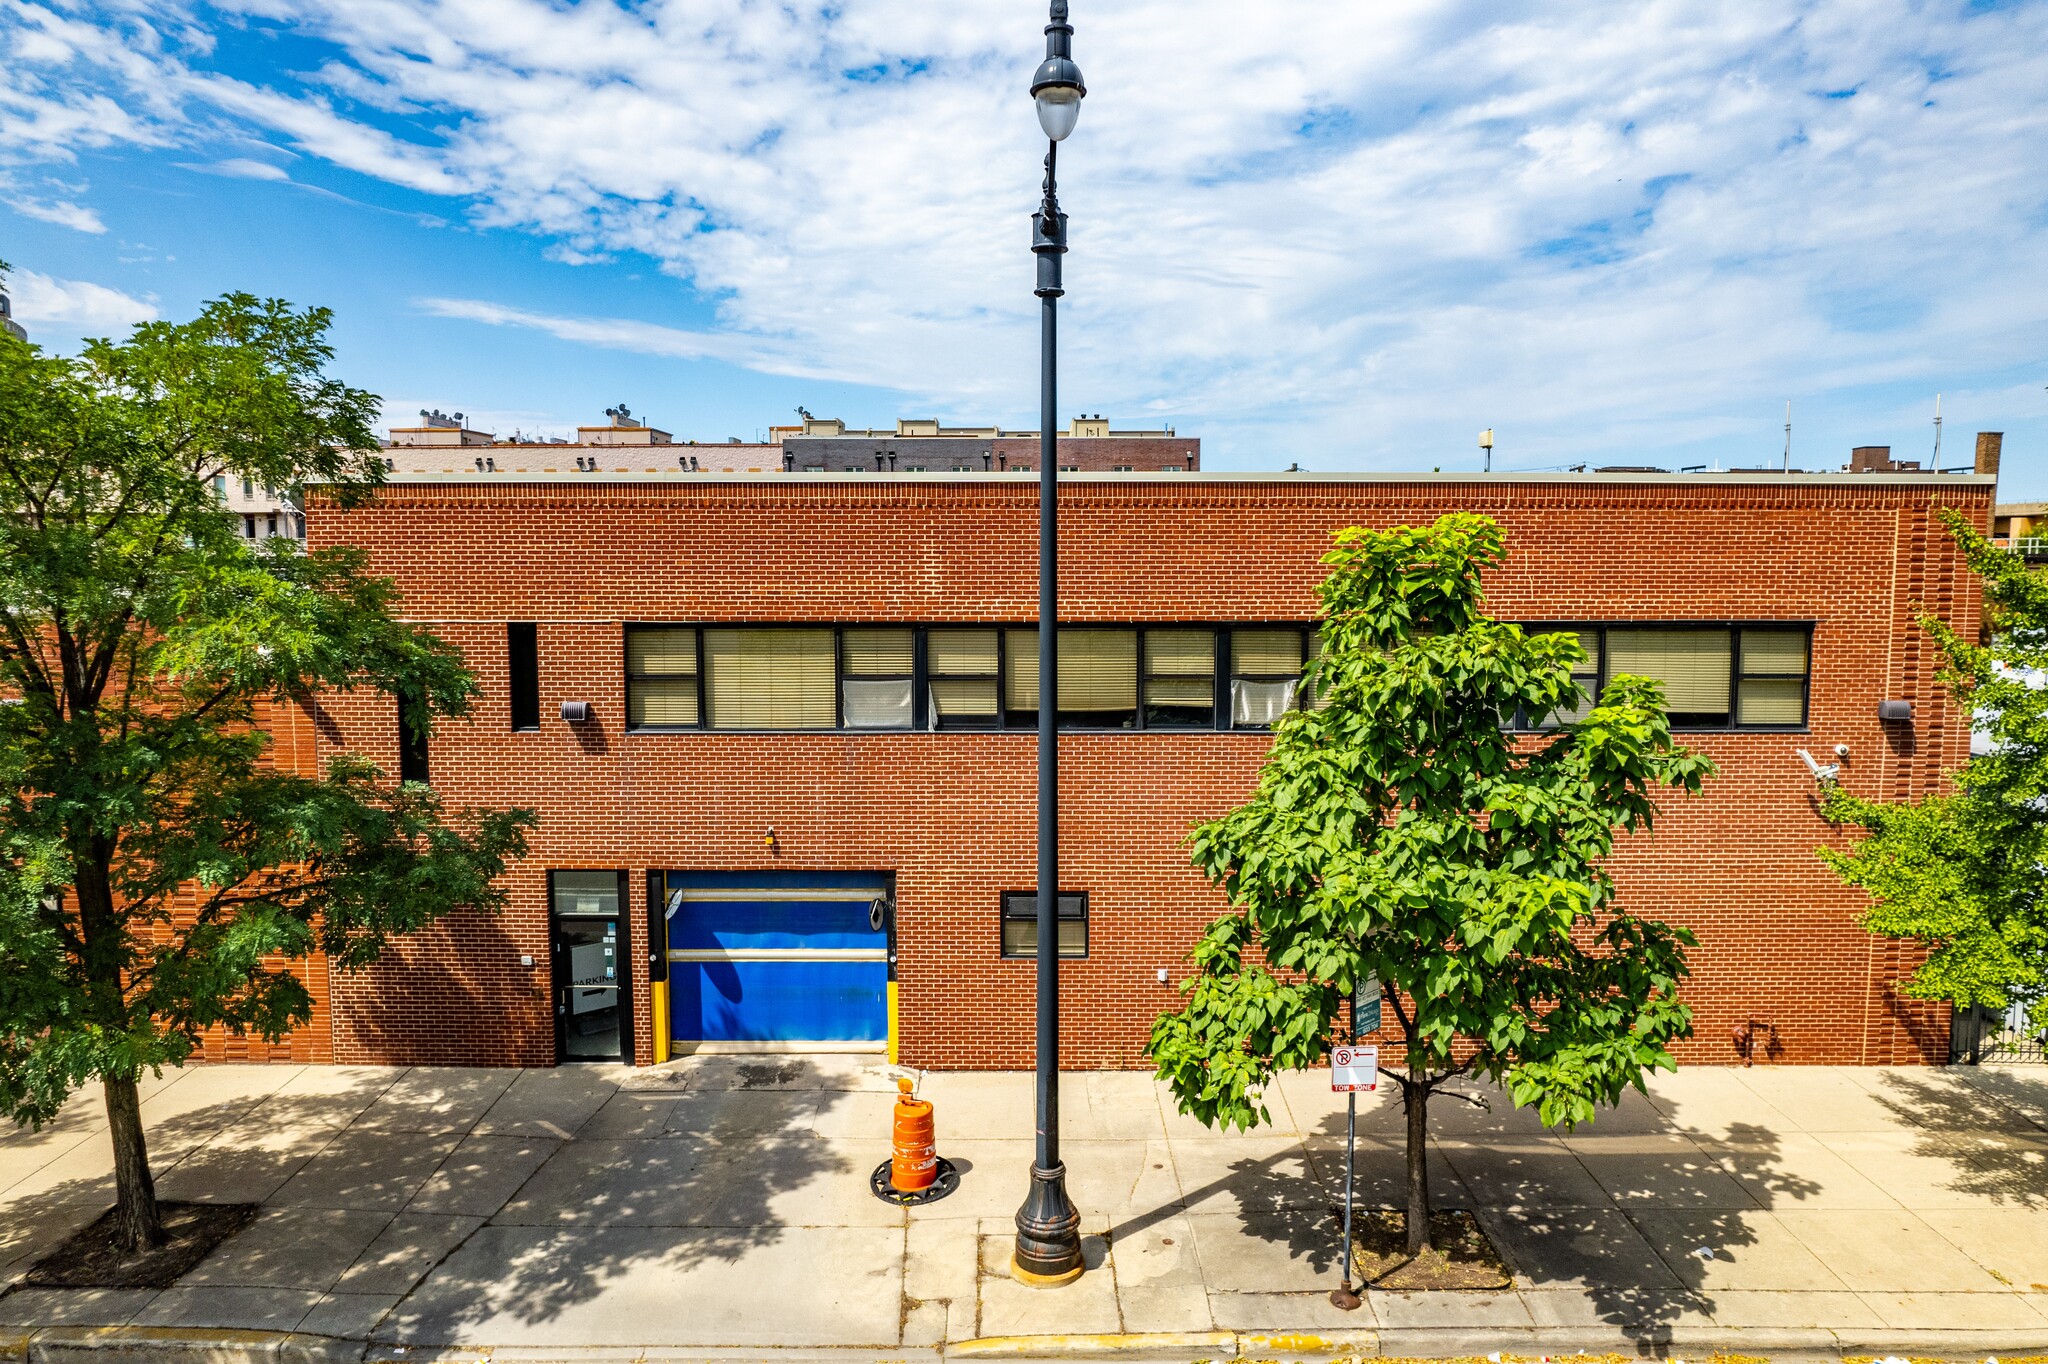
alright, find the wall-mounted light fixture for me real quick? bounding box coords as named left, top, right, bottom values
left=560, top=701, right=591, bottom=722
left=763, top=825, right=778, bottom=851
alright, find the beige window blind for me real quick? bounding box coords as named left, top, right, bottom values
left=1233, top=629, right=1303, bottom=677
left=1059, top=629, right=1138, bottom=712
left=1146, top=629, right=1214, bottom=675
left=1607, top=629, right=1732, bottom=714
left=1738, top=628, right=1809, bottom=724
left=1007, top=629, right=1040, bottom=711
left=704, top=628, right=837, bottom=728
left=627, top=628, right=697, bottom=676
left=628, top=680, right=698, bottom=728
left=930, top=678, right=998, bottom=719
left=627, top=628, right=698, bottom=727
left=1738, top=679, right=1805, bottom=725
left=929, top=628, right=999, bottom=676
left=842, top=628, right=913, bottom=675
left=1740, top=630, right=1808, bottom=676
left=1145, top=629, right=1214, bottom=709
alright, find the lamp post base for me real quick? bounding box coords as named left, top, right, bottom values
left=1011, top=1161, right=1083, bottom=1286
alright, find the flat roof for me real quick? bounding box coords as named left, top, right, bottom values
left=355, top=469, right=1995, bottom=488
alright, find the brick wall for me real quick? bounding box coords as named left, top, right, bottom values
left=295, top=475, right=1989, bottom=1070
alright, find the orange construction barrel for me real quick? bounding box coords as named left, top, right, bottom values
left=890, top=1076, right=938, bottom=1192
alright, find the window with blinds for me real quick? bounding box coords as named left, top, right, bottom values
left=1737, top=628, right=1809, bottom=726
left=1005, top=628, right=1040, bottom=723
left=1536, top=626, right=1602, bottom=728
left=1505, top=623, right=1811, bottom=732
left=626, top=627, right=699, bottom=729
left=1231, top=627, right=1306, bottom=727
left=1059, top=629, right=1139, bottom=726
left=1000, top=890, right=1088, bottom=958
left=929, top=628, right=1000, bottom=729
left=1607, top=628, right=1733, bottom=723
left=841, top=627, right=914, bottom=729
left=625, top=622, right=1807, bottom=735
left=704, top=628, right=837, bottom=729
left=1144, top=629, right=1215, bottom=727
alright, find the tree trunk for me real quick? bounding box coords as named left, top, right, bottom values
left=103, top=1075, right=163, bottom=1252
left=1404, top=1081, right=1434, bottom=1256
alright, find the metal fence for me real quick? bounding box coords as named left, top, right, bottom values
left=1951, top=1002, right=2048, bottom=1064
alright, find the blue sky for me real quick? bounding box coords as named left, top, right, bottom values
left=2, top=0, right=2044, bottom=496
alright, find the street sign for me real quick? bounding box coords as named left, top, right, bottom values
left=1353, top=972, right=1381, bottom=1035
left=1330, top=1044, right=1378, bottom=1092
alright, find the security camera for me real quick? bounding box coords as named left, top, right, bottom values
left=1796, top=748, right=1841, bottom=783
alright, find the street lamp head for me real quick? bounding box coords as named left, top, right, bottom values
left=1031, top=1, right=1085, bottom=142
left=1032, top=62, right=1085, bottom=140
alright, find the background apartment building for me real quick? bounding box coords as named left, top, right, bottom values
left=380, top=406, right=1199, bottom=475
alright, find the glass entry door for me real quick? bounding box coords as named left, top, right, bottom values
left=551, top=870, right=629, bottom=1062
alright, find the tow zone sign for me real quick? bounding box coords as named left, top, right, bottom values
left=1330, top=1045, right=1378, bottom=1092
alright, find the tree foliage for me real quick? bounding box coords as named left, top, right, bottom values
left=1147, top=514, right=1712, bottom=1250
left=1821, top=509, right=2048, bottom=1027
left=0, top=267, right=536, bottom=1247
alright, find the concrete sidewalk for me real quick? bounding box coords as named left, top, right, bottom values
left=5, top=1058, right=2048, bottom=1357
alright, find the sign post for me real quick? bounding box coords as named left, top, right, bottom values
left=1329, top=976, right=1380, bottom=1310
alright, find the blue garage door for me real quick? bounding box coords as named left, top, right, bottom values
left=663, top=872, right=891, bottom=1048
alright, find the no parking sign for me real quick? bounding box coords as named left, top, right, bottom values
left=1329, top=1044, right=1378, bottom=1092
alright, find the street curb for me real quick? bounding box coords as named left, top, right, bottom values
left=11, top=1323, right=2048, bottom=1361
left=950, top=1325, right=2048, bottom=1358
left=953, top=1333, right=1238, bottom=1358
left=18, top=1327, right=364, bottom=1364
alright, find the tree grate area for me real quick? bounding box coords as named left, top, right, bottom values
left=17, top=1201, right=258, bottom=1290
left=1344, top=1207, right=1512, bottom=1291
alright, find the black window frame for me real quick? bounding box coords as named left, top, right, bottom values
left=926, top=626, right=1002, bottom=732
left=1140, top=626, right=1218, bottom=729
left=1508, top=622, right=1814, bottom=732
left=624, top=625, right=705, bottom=732
left=839, top=626, right=918, bottom=731
left=999, top=890, right=1089, bottom=959
left=397, top=692, right=430, bottom=784
left=620, top=622, right=1323, bottom=735
left=1224, top=625, right=1317, bottom=732
left=508, top=622, right=540, bottom=732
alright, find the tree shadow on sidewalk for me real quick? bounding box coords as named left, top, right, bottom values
left=4, top=1058, right=885, bottom=1348
left=1867, top=1066, right=2048, bottom=1209
left=371, top=1056, right=879, bottom=1345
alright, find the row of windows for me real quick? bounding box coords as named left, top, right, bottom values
left=619, top=624, right=1323, bottom=733
left=1516, top=624, right=1811, bottom=730
left=467, top=620, right=1817, bottom=750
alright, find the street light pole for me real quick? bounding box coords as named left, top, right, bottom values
left=1013, top=0, right=1086, bottom=1289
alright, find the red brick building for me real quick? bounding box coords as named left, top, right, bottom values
left=264, top=470, right=1990, bottom=1072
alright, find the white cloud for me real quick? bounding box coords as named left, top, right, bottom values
left=4, top=0, right=2046, bottom=470
left=179, top=156, right=290, bottom=181
left=11, top=196, right=105, bottom=232
left=7, top=268, right=157, bottom=331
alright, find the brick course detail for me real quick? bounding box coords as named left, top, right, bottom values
left=252, top=474, right=1991, bottom=1072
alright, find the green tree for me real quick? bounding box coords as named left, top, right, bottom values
left=0, top=266, right=536, bottom=1252
left=1821, top=509, right=2047, bottom=1033
left=1148, top=514, right=1713, bottom=1254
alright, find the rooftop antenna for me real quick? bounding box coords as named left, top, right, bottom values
left=1931, top=392, right=1943, bottom=467
left=1480, top=428, right=1494, bottom=473
left=1783, top=400, right=1791, bottom=473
